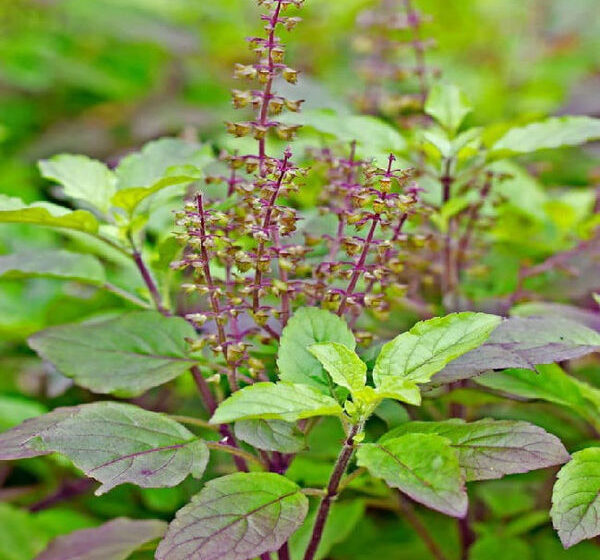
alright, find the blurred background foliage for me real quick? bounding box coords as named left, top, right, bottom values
left=0, top=1, right=599, bottom=559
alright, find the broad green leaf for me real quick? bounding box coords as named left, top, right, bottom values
left=277, top=307, right=356, bottom=390
left=39, top=154, right=116, bottom=214
left=370, top=377, right=422, bottom=406
left=0, top=250, right=105, bottom=285
left=0, top=407, right=78, bottom=460
left=425, top=83, right=472, bottom=134
left=511, top=301, right=600, bottom=332
left=434, top=317, right=600, bottom=384
left=281, top=109, right=406, bottom=152
left=32, top=402, right=209, bottom=495
left=551, top=448, right=600, bottom=548
left=0, top=195, right=99, bottom=233
left=112, top=174, right=200, bottom=215
left=490, top=116, right=600, bottom=158
left=115, top=138, right=212, bottom=190
left=469, top=535, right=533, bottom=560
left=28, top=311, right=197, bottom=397
left=475, top=364, right=600, bottom=422
left=35, top=518, right=167, bottom=560
left=373, top=312, right=501, bottom=403
left=289, top=500, right=365, bottom=560
left=308, top=342, right=366, bottom=393
left=234, top=419, right=305, bottom=453
left=382, top=419, right=569, bottom=481
left=155, top=473, right=308, bottom=560
left=357, top=433, right=467, bottom=517
left=210, top=382, right=343, bottom=424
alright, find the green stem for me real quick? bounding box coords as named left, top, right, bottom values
left=102, top=282, right=152, bottom=309
left=205, top=441, right=265, bottom=469
left=168, top=415, right=216, bottom=430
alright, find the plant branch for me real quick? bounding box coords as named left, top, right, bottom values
left=337, top=217, right=379, bottom=317
left=168, top=414, right=216, bottom=430
left=196, top=194, right=239, bottom=392
left=440, top=157, right=457, bottom=310
left=278, top=542, right=291, bottom=560
left=205, top=441, right=266, bottom=469
left=128, top=233, right=170, bottom=316
left=102, top=282, right=152, bottom=309
left=251, top=151, right=291, bottom=313
left=396, top=492, right=449, bottom=560
left=303, top=423, right=360, bottom=560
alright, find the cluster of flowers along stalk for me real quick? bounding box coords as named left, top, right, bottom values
left=172, top=0, right=422, bottom=389
left=354, top=0, right=438, bottom=118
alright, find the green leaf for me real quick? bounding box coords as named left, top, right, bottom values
left=112, top=174, right=200, bottom=215
left=234, top=419, right=305, bottom=453
left=28, top=311, right=197, bottom=397
left=373, top=312, right=501, bottom=404
left=155, top=472, right=308, bottom=560
left=369, top=377, right=422, bottom=407
left=469, top=535, right=533, bottom=560
left=32, top=402, right=209, bottom=495
left=0, top=195, right=99, bottom=233
left=490, top=116, right=600, bottom=158
left=0, top=250, right=105, bottom=285
left=551, top=448, right=600, bottom=548
left=475, top=364, right=599, bottom=422
left=210, top=382, right=343, bottom=424
left=425, top=83, right=473, bottom=134
left=308, top=342, right=366, bottom=393
left=39, top=154, right=116, bottom=214
left=36, top=518, right=167, bottom=560
left=357, top=433, right=467, bottom=517
left=278, top=307, right=356, bottom=391
left=289, top=500, right=365, bottom=560
left=115, top=138, right=212, bottom=190
left=382, top=419, right=569, bottom=481
left=281, top=109, right=406, bottom=153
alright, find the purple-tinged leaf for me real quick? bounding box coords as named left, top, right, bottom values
left=234, top=419, right=305, bottom=453
left=433, top=317, right=600, bottom=384
left=35, top=518, right=166, bottom=560
left=381, top=419, right=570, bottom=481
left=356, top=433, right=467, bottom=517
left=0, top=407, right=77, bottom=460
left=511, top=302, right=600, bottom=332
left=551, top=448, right=600, bottom=548
left=34, top=402, right=209, bottom=495
left=28, top=311, right=197, bottom=397
left=155, top=472, right=308, bottom=560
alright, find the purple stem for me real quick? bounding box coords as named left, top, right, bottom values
left=303, top=424, right=360, bottom=560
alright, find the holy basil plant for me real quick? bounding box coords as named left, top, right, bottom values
left=2, top=308, right=599, bottom=559
left=1, top=1, right=600, bottom=559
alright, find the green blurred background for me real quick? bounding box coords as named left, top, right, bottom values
left=1, top=0, right=599, bottom=201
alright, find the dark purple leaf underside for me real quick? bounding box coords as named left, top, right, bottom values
left=434, top=317, right=600, bottom=384
left=35, top=518, right=166, bottom=560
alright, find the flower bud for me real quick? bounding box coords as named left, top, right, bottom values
left=283, top=67, right=298, bottom=84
